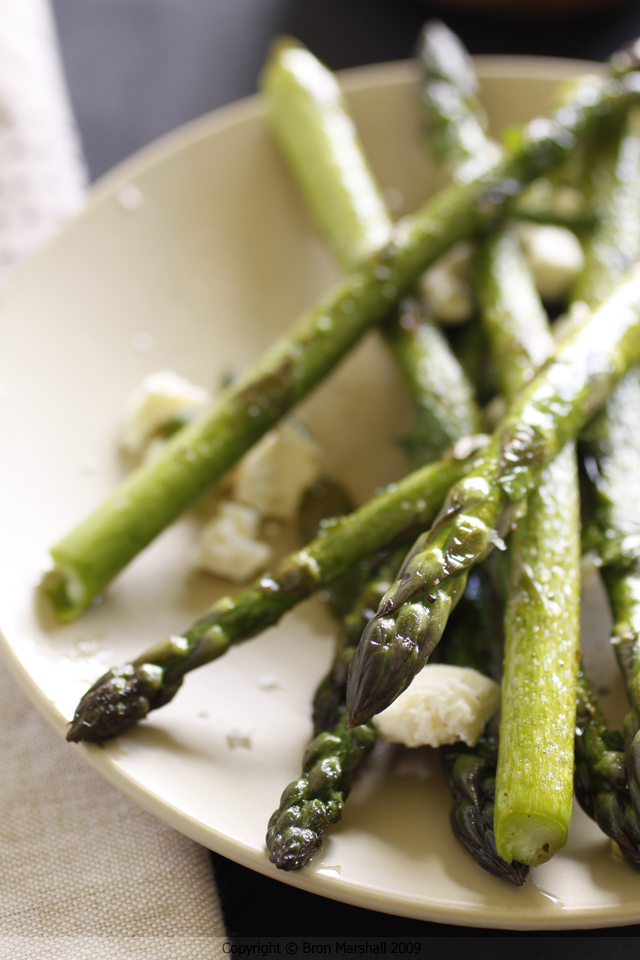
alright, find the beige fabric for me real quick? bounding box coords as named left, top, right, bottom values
left=0, top=671, right=227, bottom=956
left=0, top=0, right=227, bottom=953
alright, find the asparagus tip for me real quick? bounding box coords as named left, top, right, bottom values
left=66, top=664, right=163, bottom=743
left=345, top=615, right=422, bottom=729
left=65, top=720, right=86, bottom=743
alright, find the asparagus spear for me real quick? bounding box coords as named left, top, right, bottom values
left=345, top=267, right=640, bottom=729
left=421, top=18, right=583, bottom=864
left=67, top=441, right=484, bottom=742
left=262, top=37, right=483, bottom=465
left=418, top=19, right=594, bottom=230
left=417, top=35, right=528, bottom=875
left=570, top=107, right=640, bottom=855
left=440, top=565, right=529, bottom=884
left=270, top=472, right=409, bottom=872
left=261, top=37, right=391, bottom=271
left=475, top=228, right=582, bottom=865
left=312, top=546, right=409, bottom=737
left=296, top=474, right=368, bottom=620
left=442, top=715, right=529, bottom=884
left=43, top=68, right=640, bottom=622
left=477, top=229, right=553, bottom=398
left=266, top=712, right=377, bottom=871
left=574, top=666, right=640, bottom=870
left=581, top=365, right=640, bottom=840
left=267, top=548, right=404, bottom=870
left=384, top=299, right=482, bottom=467
left=574, top=106, right=640, bottom=308
left=495, top=442, right=581, bottom=865
left=417, top=20, right=501, bottom=183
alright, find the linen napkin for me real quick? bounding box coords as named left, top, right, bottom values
left=0, top=1, right=227, bottom=955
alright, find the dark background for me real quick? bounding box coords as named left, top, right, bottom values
left=49, top=0, right=640, bottom=938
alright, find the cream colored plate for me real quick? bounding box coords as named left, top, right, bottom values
left=1, top=56, right=637, bottom=930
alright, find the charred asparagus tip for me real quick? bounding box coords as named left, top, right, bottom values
left=65, top=663, right=165, bottom=743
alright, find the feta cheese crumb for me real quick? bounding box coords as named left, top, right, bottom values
left=518, top=224, right=584, bottom=302
left=234, top=421, right=323, bottom=520
left=193, top=501, right=271, bottom=582
left=373, top=663, right=500, bottom=748
left=120, top=369, right=211, bottom=456
left=419, top=241, right=475, bottom=325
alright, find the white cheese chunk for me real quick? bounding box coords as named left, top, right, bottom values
left=193, top=501, right=271, bottom=582
left=518, top=224, right=584, bottom=302
left=419, top=241, right=474, bottom=325
left=373, top=663, right=500, bottom=748
left=234, top=421, right=323, bottom=520
left=120, top=369, right=211, bottom=456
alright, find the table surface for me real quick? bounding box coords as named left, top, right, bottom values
left=49, top=0, right=640, bottom=938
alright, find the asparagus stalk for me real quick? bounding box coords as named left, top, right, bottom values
left=417, top=20, right=501, bottom=183
left=270, top=477, right=408, bottom=872
left=261, top=37, right=391, bottom=271
left=266, top=713, right=377, bottom=871
left=573, top=105, right=640, bottom=308
left=421, top=19, right=583, bottom=865
left=262, top=37, right=483, bottom=465
left=345, top=267, right=640, bottom=729
left=384, top=299, right=482, bottom=467
left=581, top=366, right=640, bottom=838
left=418, top=19, right=594, bottom=229
left=571, top=107, right=640, bottom=855
left=577, top=397, right=640, bottom=861
left=494, top=442, right=581, bottom=865
left=67, top=442, right=484, bottom=742
left=442, top=716, right=529, bottom=884
left=440, top=566, right=529, bottom=884
left=476, top=228, right=582, bottom=865
left=312, top=546, right=409, bottom=737
left=267, top=548, right=404, bottom=870
left=576, top=110, right=640, bottom=670
left=477, top=229, right=553, bottom=398
left=43, top=67, right=640, bottom=622
left=574, top=667, right=640, bottom=870
left=296, top=474, right=368, bottom=620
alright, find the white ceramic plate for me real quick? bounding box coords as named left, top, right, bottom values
left=1, top=56, right=637, bottom=930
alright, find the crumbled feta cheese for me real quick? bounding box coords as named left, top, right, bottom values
left=373, top=664, right=500, bottom=748
left=419, top=241, right=474, bottom=325
left=234, top=421, right=323, bottom=520
left=518, top=224, right=584, bottom=302
left=120, top=369, right=211, bottom=456
left=193, top=501, right=271, bottom=582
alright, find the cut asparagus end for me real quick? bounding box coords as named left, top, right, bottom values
left=494, top=811, right=567, bottom=866
left=40, top=563, right=87, bottom=623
